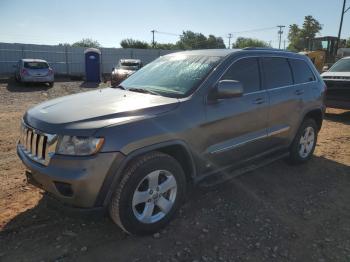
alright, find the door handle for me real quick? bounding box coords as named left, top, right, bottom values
left=295, top=89, right=304, bottom=95
left=253, top=98, right=264, bottom=104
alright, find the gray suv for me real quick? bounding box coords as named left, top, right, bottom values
left=17, top=48, right=326, bottom=235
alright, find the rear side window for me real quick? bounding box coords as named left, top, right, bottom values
left=289, top=59, right=315, bottom=83
left=221, top=57, right=260, bottom=93
left=262, top=57, right=293, bottom=89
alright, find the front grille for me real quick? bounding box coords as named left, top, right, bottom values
left=19, top=122, right=58, bottom=166
left=323, top=76, right=350, bottom=80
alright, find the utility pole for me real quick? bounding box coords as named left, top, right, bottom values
left=227, top=33, right=233, bottom=49
left=337, top=0, right=349, bottom=50
left=277, top=25, right=285, bottom=49
left=151, top=30, right=156, bottom=48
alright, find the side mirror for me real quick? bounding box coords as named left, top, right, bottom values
left=212, top=80, right=243, bottom=99
left=322, top=65, right=329, bottom=72
left=112, top=67, right=115, bottom=71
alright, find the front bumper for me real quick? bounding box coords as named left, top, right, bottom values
left=17, top=144, right=125, bottom=208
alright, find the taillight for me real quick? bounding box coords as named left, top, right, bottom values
left=21, top=68, right=28, bottom=76
left=48, top=68, right=53, bottom=75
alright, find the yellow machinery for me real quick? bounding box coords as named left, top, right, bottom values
left=299, top=36, right=345, bottom=72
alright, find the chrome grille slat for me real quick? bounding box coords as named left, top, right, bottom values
left=19, top=122, right=57, bottom=166
left=37, top=135, right=44, bottom=159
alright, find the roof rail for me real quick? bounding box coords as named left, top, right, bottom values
left=242, top=47, right=295, bottom=53
left=243, top=47, right=280, bottom=51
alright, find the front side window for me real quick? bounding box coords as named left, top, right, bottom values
left=122, top=54, right=222, bottom=97
left=221, top=57, right=260, bottom=93
left=262, top=57, right=293, bottom=89
left=289, top=59, right=315, bottom=84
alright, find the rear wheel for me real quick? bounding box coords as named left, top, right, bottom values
left=289, top=118, right=318, bottom=164
left=109, top=152, right=186, bottom=235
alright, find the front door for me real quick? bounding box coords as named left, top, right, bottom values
left=203, top=57, right=269, bottom=169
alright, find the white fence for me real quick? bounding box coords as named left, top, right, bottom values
left=0, top=42, right=177, bottom=77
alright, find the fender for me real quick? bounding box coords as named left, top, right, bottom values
left=95, top=140, right=196, bottom=207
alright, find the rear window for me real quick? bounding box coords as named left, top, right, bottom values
left=262, top=57, right=293, bottom=89
left=24, top=62, right=49, bottom=69
left=289, top=59, right=315, bottom=84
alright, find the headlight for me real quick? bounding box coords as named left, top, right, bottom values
left=56, top=136, right=104, bottom=156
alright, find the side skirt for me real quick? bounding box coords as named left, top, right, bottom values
left=195, top=148, right=289, bottom=188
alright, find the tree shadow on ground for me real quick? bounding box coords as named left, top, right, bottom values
left=1, top=155, right=350, bottom=262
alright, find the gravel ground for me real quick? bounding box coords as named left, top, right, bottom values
left=0, top=79, right=349, bottom=262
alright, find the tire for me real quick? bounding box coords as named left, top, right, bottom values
left=109, top=151, right=186, bottom=235
left=289, top=118, right=318, bottom=164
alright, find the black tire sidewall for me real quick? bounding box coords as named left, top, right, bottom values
left=290, top=118, right=318, bottom=164
left=117, top=154, right=186, bottom=235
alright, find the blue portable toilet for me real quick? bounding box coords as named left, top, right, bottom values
left=84, top=48, right=101, bottom=82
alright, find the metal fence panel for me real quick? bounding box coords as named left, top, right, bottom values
left=0, top=42, right=178, bottom=78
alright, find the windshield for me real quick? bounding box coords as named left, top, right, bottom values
left=119, top=61, right=141, bottom=70
left=121, top=54, right=221, bottom=97
left=329, top=59, right=350, bottom=72
left=24, top=61, right=49, bottom=69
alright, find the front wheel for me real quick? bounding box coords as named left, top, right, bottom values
left=109, top=152, right=186, bottom=235
left=289, top=118, right=318, bottom=164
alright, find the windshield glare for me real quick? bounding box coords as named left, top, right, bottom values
left=121, top=54, right=221, bottom=97
left=329, top=59, right=350, bottom=72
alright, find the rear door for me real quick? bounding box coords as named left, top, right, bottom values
left=261, top=57, right=299, bottom=147
left=203, top=57, right=269, bottom=168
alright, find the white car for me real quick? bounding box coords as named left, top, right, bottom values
left=15, top=59, right=54, bottom=87
left=321, top=56, right=350, bottom=109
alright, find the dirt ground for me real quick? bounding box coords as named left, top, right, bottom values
left=0, top=79, right=349, bottom=262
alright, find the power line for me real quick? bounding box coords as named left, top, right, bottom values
left=229, top=26, right=277, bottom=35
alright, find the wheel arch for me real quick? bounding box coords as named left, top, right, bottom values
left=303, top=108, right=324, bottom=131
left=100, top=140, right=196, bottom=207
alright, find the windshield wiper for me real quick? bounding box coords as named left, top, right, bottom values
left=128, top=88, right=160, bottom=96
left=112, top=84, right=126, bottom=90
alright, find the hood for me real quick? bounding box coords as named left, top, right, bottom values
left=321, top=71, right=350, bottom=78
left=24, top=88, right=179, bottom=136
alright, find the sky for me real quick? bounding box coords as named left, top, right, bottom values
left=0, top=0, right=349, bottom=48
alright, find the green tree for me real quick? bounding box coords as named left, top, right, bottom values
left=176, top=31, right=226, bottom=49
left=58, top=43, right=71, bottom=47
left=72, top=38, right=101, bottom=48
left=287, top=24, right=303, bottom=51
left=120, top=38, right=150, bottom=49
left=300, top=15, right=322, bottom=39
left=154, top=42, right=177, bottom=50
left=287, top=15, right=323, bottom=51
left=232, top=37, right=270, bottom=48
left=207, top=35, right=226, bottom=49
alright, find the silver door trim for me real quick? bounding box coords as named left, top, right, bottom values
left=209, top=125, right=290, bottom=155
